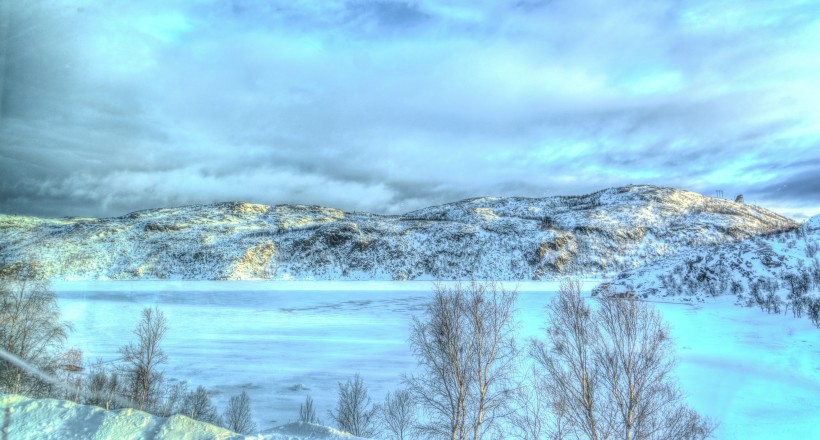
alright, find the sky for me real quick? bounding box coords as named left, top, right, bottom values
left=1, top=0, right=819, bottom=220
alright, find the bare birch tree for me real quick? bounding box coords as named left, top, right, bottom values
left=0, top=263, right=71, bottom=397
left=380, top=389, right=417, bottom=440
left=119, top=306, right=168, bottom=411
left=159, top=381, right=188, bottom=417
left=594, top=296, right=715, bottom=440
left=509, top=365, right=564, bottom=440
left=329, top=373, right=379, bottom=438
left=181, top=385, right=222, bottom=426
left=531, top=279, right=715, bottom=440
left=530, top=279, right=602, bottom=440
left=407, top=281, right=518, bottom=440
left=224, top=390, right=256, bottom=434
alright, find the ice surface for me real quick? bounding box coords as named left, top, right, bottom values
left=54, top=281, right=820, bottom=438
left=651, top=297, right=820, bottom=439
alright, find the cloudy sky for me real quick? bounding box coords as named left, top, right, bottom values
left=1, top=0, right=819, bottom=219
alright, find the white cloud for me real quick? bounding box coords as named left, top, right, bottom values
left=1, top=0, right=819, bottom=218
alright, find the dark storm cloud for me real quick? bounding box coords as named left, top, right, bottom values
left=759, top=169, right=820, bottom=200
left=1, top=0, right=819, bottom=220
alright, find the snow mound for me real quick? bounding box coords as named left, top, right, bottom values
left=0, top=395, right=364, bottom=440
left=261, top=422, right=365, bottom=439
left=803, top=215, right=820, bottom=233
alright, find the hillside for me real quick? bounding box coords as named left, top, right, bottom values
left=601, top=215, right=820, bottom=325
left=0, top=185, right=796, bottom=281
left=0, top=394, right=364, bottom=440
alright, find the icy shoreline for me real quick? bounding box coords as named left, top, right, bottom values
left=49, top=279, right=605, bottom=292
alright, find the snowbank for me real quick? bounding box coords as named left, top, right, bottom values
left=0, top=395, right=365, bottom=440
left=803, top=214, right=820, bottom=233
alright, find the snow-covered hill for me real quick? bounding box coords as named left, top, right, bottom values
left=0, top=185, right=796, bottom=281
left=0, top=394, right=365, bottom=440
left=601, top=214, right=820, bottom=318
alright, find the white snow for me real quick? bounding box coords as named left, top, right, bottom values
left=0, top=394, right=242, bottom=440
left=0, top=395, right=367, bottom=440
left=804, top=214, right=820, bottom=233
left=50, top=281, right=820, bottom=439
left=50, top=280, right=573, bottom=293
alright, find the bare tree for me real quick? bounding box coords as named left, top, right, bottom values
left=380, top=389, right=417, bottom=440
left=408, top=287, right=470, bottom=440
left=406, top=281, right=518, bottom=440
left=530, top=279, right=602, bottom=440
left=224, top=390, right=256, bottom=434
left=119, top=306, right=168, bottom=410
left=57, top=348, right=83, bottom=402
left=159, top=381, right=188, bottom=417
left=329, top=373, right=379, bottom=438
left=595, top=295, right=678, bottom=439
left=181, top=385, right=222, bottom=426
left=469, top=281, right=519, bottom=439
left=0, top=264, right=71, bottom=397
left=807, top=297, right=820, bottom=328
left=531, top=279, right=715, bottom=440
left=509, top=365, right=564, bottom=440
left=299, top=395, right=320, bottom=424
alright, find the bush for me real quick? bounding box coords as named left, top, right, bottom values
left=329, top=374, right=379, bottom=438
left=224, top=390, right=256, bottom=434
left=181, top=385, right=222, bottom=426
left=299, top=395, right=319, bottom=424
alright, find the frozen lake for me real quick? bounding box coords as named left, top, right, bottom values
left=54, top=281, right=820, bottom=438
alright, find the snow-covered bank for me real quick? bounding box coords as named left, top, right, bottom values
left=0, top=395, right=367, bottom=440
left=50, top=279, right=594, bottom=292
left=0, top=394, right=242, bottom=439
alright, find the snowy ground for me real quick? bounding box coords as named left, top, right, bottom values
left=54, top=281, right=820, bottom=439
left=0, top=394, right=366, bottom=440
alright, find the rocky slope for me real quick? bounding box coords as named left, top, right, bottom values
left=0, top=185, right=797, bottom=281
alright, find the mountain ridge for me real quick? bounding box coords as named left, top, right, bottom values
left=0, top=185, right=798, bottom=281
